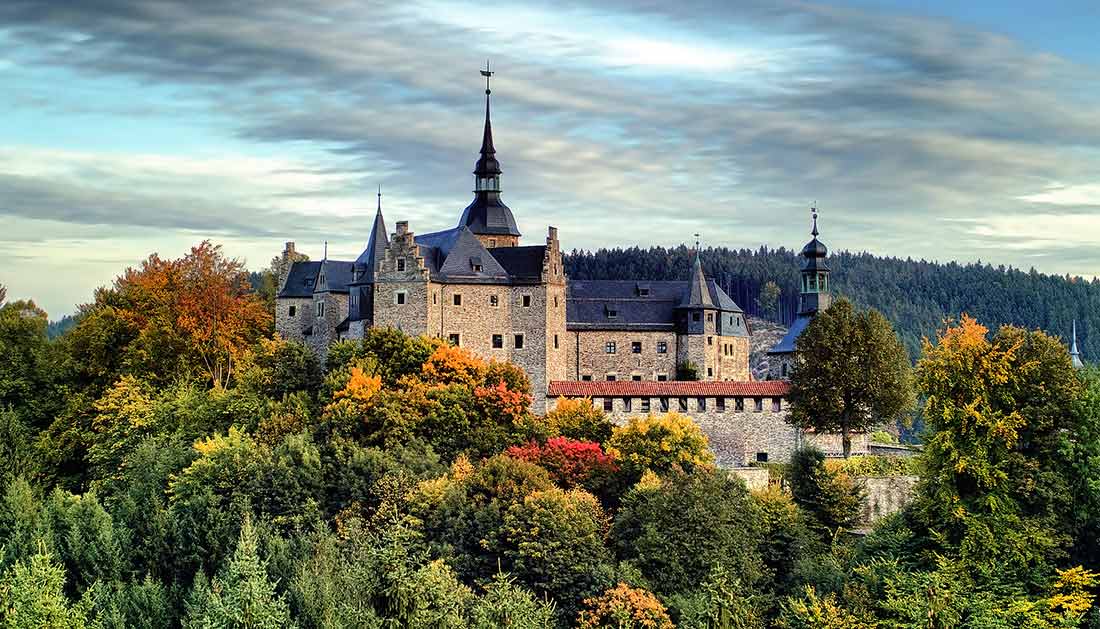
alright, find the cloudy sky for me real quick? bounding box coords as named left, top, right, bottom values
left=2, top=1, right=1100, bottom=317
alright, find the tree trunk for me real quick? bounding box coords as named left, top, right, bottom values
left=842, top=423, right=851, bottom=459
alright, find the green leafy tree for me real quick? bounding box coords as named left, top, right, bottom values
left=914, top=316, right=1085, bottom=588
left=500, top=487, right=614, bottom=621
left=787, top=299, right=915, bottom=457
left=544, top=398, right=613, bottom=443
left=669, top=562, right=765, bottom=629
left=577, top=583, right=674, bottom=629
left=0, top=299, right=57, bottom=429
left=606, top=412, right=714, bottom=480
left=611, top=469, right=764, bottom=596
left=786, top=448, right=865, bottom=540
left=184, top=516, right=296, bottom=629
left=776, top=586, right=867, bottom=629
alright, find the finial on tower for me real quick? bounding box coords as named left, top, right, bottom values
left=1071, top=320, right=1084, bottom=368
left=481, top=59, right=493, bottom=95
left=377, top=185, right=382, bottom=213
left=323, top=240, right=328, bottom=261
left=694, top=233, right=701, bottom=252
left=811, top=203, right=819, bottom=237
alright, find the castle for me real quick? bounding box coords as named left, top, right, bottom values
left=275, top=73, right=860, bottom=464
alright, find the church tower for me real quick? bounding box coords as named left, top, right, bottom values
left=798, top=207, right=831, bottom=315
left=767, top=206, right=833, bottom=380
left=457, top=62, right=522, bottom=249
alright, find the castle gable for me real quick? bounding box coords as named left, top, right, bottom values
left=314, top=260, right=355, bottom=294
left=436, top=228, right=510, bottom=281
left=277, top=260, right=322, bottom=298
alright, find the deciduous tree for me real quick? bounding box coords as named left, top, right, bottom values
left=787, top=299, right=914, bottom=457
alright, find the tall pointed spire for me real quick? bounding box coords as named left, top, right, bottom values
left=460, top=61, right=521, bottom=245
left=1071, top=320, right=1084, bottom=368
left=355, top=185, right=389, bottom=281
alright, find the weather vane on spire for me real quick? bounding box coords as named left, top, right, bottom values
left=481, top=59, right=493, bottom=95
left=694, top=233, right=701, bottom=251
left=377, top=185, right=382, bottom=212
left=810, top=202, right=819, bottom=237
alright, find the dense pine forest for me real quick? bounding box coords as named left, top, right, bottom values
left=4, top=242, right=1100, bottom=627
left=565, top=246, right=1098, bottom=360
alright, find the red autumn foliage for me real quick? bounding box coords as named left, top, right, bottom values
left=507, top=437, right=618, bottom=489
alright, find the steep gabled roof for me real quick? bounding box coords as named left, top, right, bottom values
left=438, top=228, right=510, bottom=280
left=278, top=261, right=322, bottom=298
left=679, top=251, right=715, bottom=309
left=352, top=208, right=388, bottom=284
left=315, top=260, right=355, bottom=294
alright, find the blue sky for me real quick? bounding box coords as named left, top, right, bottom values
left=1, top=0, right=1099, bottom=317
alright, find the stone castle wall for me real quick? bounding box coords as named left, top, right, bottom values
left=570, top=330, right=679, bottom=381
left=275, top=297, right=312, bottom=343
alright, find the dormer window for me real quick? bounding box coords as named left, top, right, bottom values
left=488, top=238, right=497, bottom=248
left=470, top=256, right=483, bottom=273
left=606, top=308, right=618, bottom=319
left=318, top=273, right=326, bottom=289
left=637, top=284, right=651, bottom=297
left=396, top=258, right=406, bottom=272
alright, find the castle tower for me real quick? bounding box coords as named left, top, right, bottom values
left=1071, top=320, right=1084, bottom=369
left=457, top=62, right=522, bottom=249
left=346, top=188, right=390, bottom=339
left=767, top=206, right=833, bottom=380
left=798, top=207, right=831, bottom=315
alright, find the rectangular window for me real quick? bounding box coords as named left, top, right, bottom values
left=316, top=301, right=324, bottom=318
left=656, top=341, right=668, bottom=354
left=581, top=374, right=593, bottom=381
left=692, top=312, right=701, bottom=322
left=472, top=263, right=483, bottom=272
left=754, top=398, right=764, bottom=412
left=697, top=397, right=706, bottom=411
left=554, top=334, right=559, bottom=349
left=639, top=288, right=650, bottom=297
left=707, top=313, right=713, bottom=322
left=656, top=374, right=668, bottom=382
left=514, top=334, right=525, bottom=349
left=606, top=374, right=617, bottom=381
left=756, top=452, right=769, bottom=463
left=489, top=238, right=497, bottom=248
left=660, top=398, right=669, bottom=412
left=607, top=309, right=618, bottom=319
left=708, top=336, right=713, bottom=346
left=453, top=294, right=462, bottom=306
left=640, top=398, right=651, bottom=412
left=678, top=397, right=688, bottom=412
left=707, top=367, right=713, bottom=377
left=396, top=258, right=406, bottom=272
left=554, top=296, right=559, bottom=307
left=772, top=398, right=781, bottom=412
left=448, top=333, right=460, bottom=346
left=735, top=397, right=745, bottom=412
left=395, top=291, right=407, bottom=305
left=492, top=334, right=503, bottom=349
left=717, top=397, right=726, bottom=412
left=288, top=305, right=296, bottom=317
left=606, top=342, right=617, bottom=354
left=522, top=295, right=531, bottom=307
left=433, top=292, right=438, bottom=305
left=631, top=375, right=642, bottom=381
left=490, top=294, right=499, bottom=307
left=603, top=398, right=613, bottom=412
left=632, top=341, right=642, bottom=354
left=624, top=398, right=632, bottom=412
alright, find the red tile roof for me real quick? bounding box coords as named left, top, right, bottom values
left=547, top=380, right=790, bottom=397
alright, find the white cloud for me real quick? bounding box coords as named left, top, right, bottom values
left=1018, top=183, right=1100, bottom=206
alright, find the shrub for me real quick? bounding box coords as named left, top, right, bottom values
left=577, top=583, right=674, bottom=629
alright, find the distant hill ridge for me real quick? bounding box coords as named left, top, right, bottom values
left=564, top=245, right=1098, bottom=361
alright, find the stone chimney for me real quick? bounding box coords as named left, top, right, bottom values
left=277, top=241, right=297, bottom=292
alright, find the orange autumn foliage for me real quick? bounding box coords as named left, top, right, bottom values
left=334, top=367, right=383, bottom=404
left=420, top=344, right=486, bottom=386
left=577, top=583, right=674, bottom=629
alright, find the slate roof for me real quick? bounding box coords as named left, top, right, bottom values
left=489, top=246, right=546, bottom=282
left=277, top=261, right=322, bottom=298
left=352, top=209, right=388, bottom=284
left=412, top=227, right=540, bottom=284
left=680, top=253, right=715, bottom=308
left=315, top=260, right=356, bottom=294
left=459, top=193, right=521, bottom=237
left=548, top=380, right=789, bottom=397
left=768, top=314, right=812, bottom=354
left=567, top=280, right=744, bottom=331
